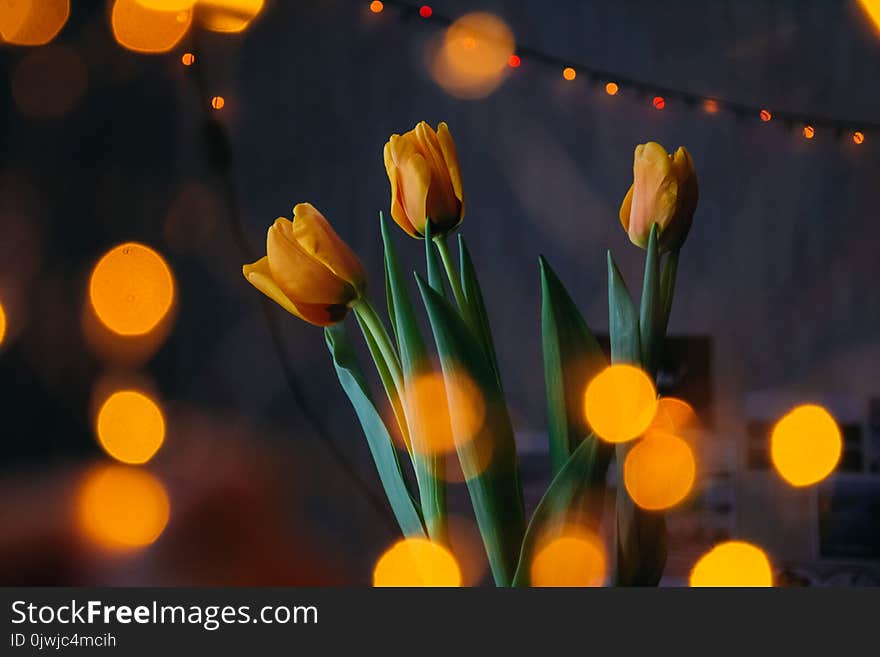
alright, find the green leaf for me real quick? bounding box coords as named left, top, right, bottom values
left=417, top=275, right=525, bottom=586
left=381, top=213, right=447, bottom=543
left=458, top=236, right=501, bottom=385
left=607, top=249, right=667, bottom=586
left=512, top=433, right=612, bottom=586
left=639, top=224, right=661, bottom=377
left=539, top=256, right=607, bottom=476
left=325, top=324, right=425, bottom=538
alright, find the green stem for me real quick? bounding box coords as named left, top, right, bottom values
left=353, top=298, right=403, bottom=393
left=434, top=235, right=467, bottom=313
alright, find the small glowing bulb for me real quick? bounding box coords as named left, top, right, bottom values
left=211, top=95, right=225, bottom=110
left=703, top=99, right=719, bottom=114
left=760, top=109, right=772, bottom=122
left=853, top=131, right=865, bottom=145
left=181, top=52, right=195, bottom=66
left=369, top=0, right=384, bottom=12
left=803, top=125, right=815, bottom=139
left=508, top=54, right=521, bottom=68
left=562, top=67, right=576, bottom=81
left=652, top=96, right=665, bottom=110
left=604, top=82, right=619, bottom=96
left=419, top=5, right=432, bottom=18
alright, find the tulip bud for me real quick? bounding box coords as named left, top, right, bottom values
left=619, top=142, right=698, bottom=252
left=242, top=203, right=365, bottom=326
left=384, top=121, right=464, bottom=238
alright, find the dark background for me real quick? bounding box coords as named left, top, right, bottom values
left=1, top=0, right=879, bottom=585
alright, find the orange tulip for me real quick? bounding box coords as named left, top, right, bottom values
left=242, top=203, right=365, bottom=326
left=619, top=142, right=697, bottom=252
left=384, top=121, right=464, bottom=238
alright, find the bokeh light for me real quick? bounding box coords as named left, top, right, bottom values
left=96, top=390, right=166, bottom=465
left=507, top=53, right=521, bottom=68
left=604, top=81, right=619, bottom=95
left=419, top=5, right=432, bottom=18
left=0, top=0, right=69, bottom=46
left=405, top=370, right=485, bottom=457
left=760, top=108, right=772, bottom=122
left=111, top=0, right=193, bottom=54
left=369, top=0, right=384, bottom=13
left=429, top=12, right=515, bottom=99
left=181, top=52, right=195, bottom=66
left=562, top=66, right=576, bottom=81
left=853, top=131, right=865, bottom=144
left=135, top=0, right=196, bottom=9
left=211, top=95, right=225, bottom=110
left=196, top=0, right=264, bottom=33
left=689, top=541, right=773, bottom=587
left=373, top=538, right=461, bottom=586
left=76, top=465, right=170, bottom=551
left=803, top=125, right=815, bottom=139
left=89, top=242, right=175, bottom=337
left=0, top=300, right=7, bottom=348
left=770, top=404, right=842, bottom=487
left=624, top=431, right=696, bottom=510
left=858, top=0, right=880, bottom=35
left=584, top=364, right=658, bottom=443
left=530, top=528, right=606, bottom=587
left=703, top=98, right=719, bottom=114
left=11, top=45, right=87, bottom=119
left=649, top=397, right=699, bottom=437
left=652, top=95, right=665, bottom=110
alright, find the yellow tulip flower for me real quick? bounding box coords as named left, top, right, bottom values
left=242, top=203, right=365, bottom=326
left=384, top=121, right=464, bottom=238
left=619, top=142, right=698, bottom=251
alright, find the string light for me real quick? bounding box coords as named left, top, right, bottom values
left=181, top=52, right=195, bottom=66
left=370, top=0, right=384, bottom=12
left=211, top=95, right=225, bottom=110
left=803, top=125, right=815, bottom=139
left=369, top=1, right=872, bottom=147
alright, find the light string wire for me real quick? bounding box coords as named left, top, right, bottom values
left=375, top=0, right=879, bottom=139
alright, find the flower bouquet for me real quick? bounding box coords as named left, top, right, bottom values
left=242, top=122, right=698, bottom=587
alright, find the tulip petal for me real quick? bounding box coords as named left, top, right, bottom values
left=243, top=257, right=345, bottom=326
left=398, top=150, right=432, bottom=236
left=437, top=122, right=464, bottom=209
left=629, top=142, right=677, bottom=248
left=619, top=184, right=634, bottom=234
left=385, top=143, right=420, bottom=238
left=290, top=203, right=365, bottom=293
left=267, top=217, right=352, bottom=305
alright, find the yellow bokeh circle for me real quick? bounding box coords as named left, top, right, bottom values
left=373, top=538, right=461, bottom=587
left=583, top=364, right=658, bottom=443
left=405, top=370, right=484, bottom=457
left=197, top=0, right=265, bottom=33
left=96, top=390, right=166, bottom=465
left=111, top=0, right=193, bottom=54
left=624, top=431, right=695, bottom=511
left=770, top=404, right=842, bottom=487
left=89, top=242, right=175, bottom=337
left=530, top=530, right=607, bottom=587
left=0, top=0, right=69, bottom=46
left=76, top=465, right=170, bottom=551
left=689, top=541, right=773, bottom=587
left=0, top=301, right=6, bottom=347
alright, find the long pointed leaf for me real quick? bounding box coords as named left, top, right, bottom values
left=325, top=324, right=425, bottom=538
left=458, top=236, right=501, bottom=385
left=417, top=275, right=525, bottom=586
left=539, top=256, right=607, bottom=476
left=512, top=433, right=612, bottom=585
left=607, top=250, right=667, bottom=586
left=381, top=213, right=447, bottom=542
left=639, top=225, right=661, bottom=376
